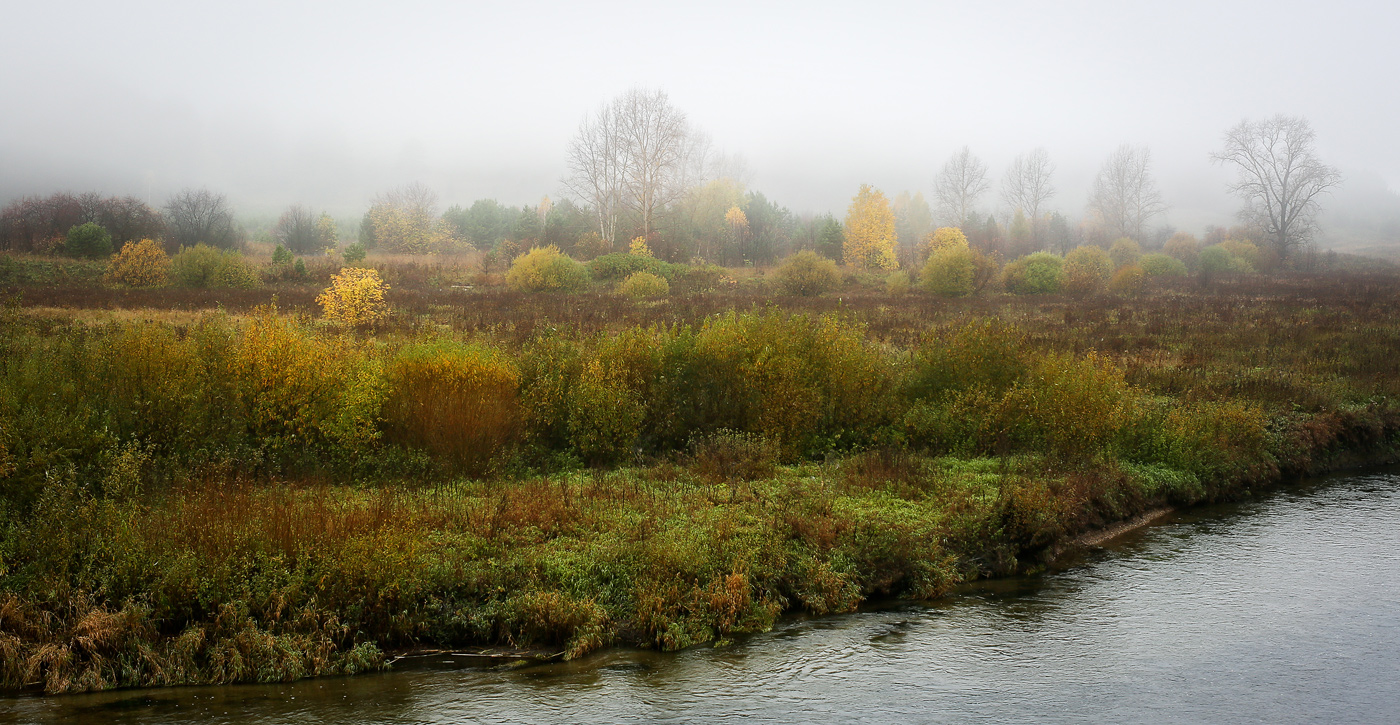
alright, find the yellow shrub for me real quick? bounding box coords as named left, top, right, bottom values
left=106, top=239, right=171, bottom=287
left=506, top=245, right=590, bottom=292
left=616, top=271, right=669, bottom=299
left=317, top=267, right=391, bottom=326
left=628, top=237, right=654, bottom=258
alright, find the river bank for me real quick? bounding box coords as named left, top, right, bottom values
left=12, top=466, right=1400, bottom=724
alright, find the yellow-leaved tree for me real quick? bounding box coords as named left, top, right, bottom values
left=317, top=267, right=391, bottom=326
left=843, top=184, right=898, bottom=270
left=917, top=226, right=969, bottom=263
left=628, top=236, right=654, bottom=258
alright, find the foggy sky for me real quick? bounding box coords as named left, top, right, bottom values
left=2, top=0, right=1397, bottom=235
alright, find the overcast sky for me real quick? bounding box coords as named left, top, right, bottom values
left=2, top=0, right=1396, bottom=231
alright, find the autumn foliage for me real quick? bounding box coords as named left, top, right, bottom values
left=843, top=184, right=898, bottom=270
left=106, top=239, right=171, bottom=287
left=317, top=267, right=391, bottom=326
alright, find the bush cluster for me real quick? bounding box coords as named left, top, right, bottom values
left=774, top=250, right=840, bottom=296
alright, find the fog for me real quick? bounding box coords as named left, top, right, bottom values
left=2, top=0, right=1397, bottom=244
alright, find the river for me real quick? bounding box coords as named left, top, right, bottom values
left=9, top=470, right=1400, bottom=724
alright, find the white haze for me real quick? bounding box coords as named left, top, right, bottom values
left=1, top=0, right=1397, bottom=240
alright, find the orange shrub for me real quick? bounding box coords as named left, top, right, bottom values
left=384, top=342, right=520, bottom=474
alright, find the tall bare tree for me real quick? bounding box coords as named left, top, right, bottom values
left=615, top=87, right=693, bottom=239
left=934, top=146, right=990, bottom=228
left=273, top=205, right=320, bottom=253
left=1212, top=115, right=1340, bottom=260
left=164, top=187, right=240, bottom=250
left=1001, top=148, right=1056, bottom=223
left=564, top=103, right=625, bottom=244
left=1086, top=144, right=1166, bottom=242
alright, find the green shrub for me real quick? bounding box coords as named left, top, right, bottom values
left=1001, top=252, right=1063, bottom=294
left=343, top=242, right=367, bottom=265
left=587, top=253, right=678, bottom=281
left=907, top=321, right=1029, bottom=402
left=774, top=250, right=840, bottom=296
left=1139, top=253, right=1187, bottom=278
left=507, top=245, right=590, bottom=292
left=920, top=246, right=976, bottom=296
left=885, top=270, right=911, bottom=295
left=1061, top=246, right=1112, bottom=296
left=616, top=271, right=669, bottom=299
left=64, top=222, right=113, bottom=258
left=211, top=252, right=261, bottom=289
left=272, top=244, right=293, bottom=265
left=1199, top=245, right=1234, bottom=276
left=384, top=342, right=520, bottom=474
left=170, top=244, right=225, bottom=287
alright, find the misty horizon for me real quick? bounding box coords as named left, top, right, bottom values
left=3, top=0, right=1399, bottom=246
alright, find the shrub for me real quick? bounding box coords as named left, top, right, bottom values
left=587, top=252, right=677, bottom=281
left=917, top=227, right=969, bottom=262
left=170, top=244, right=224, bottom=287
left=1001, top=252, right=1063, bottom=294
left=920, top=245, right=976, bottom=296
left=617, top=271, right=669, bottom=299
left=690, top=430, right=779, bottom=482
left=1199, top=245, right=1236, bottom=276
left=342, top=242, right=367, bottom=265
left=1108, top=238, right=1141, bottom=269
left=507, top=246, right=591, bottom=292
left=107, top=239, right=170, bottom=287
left=384, top=342, right=520, bottom=474
left=629, top=237, right=654, bottom=258
left=1061, top=246, right=1113, bottom=296
left=272, top=244, right=293, bottom=265
left=574, top=232, right=611, bottom=260
left=1108, top=264, right=1146, bottom=295
left=1220, top=239, right=1262, bottom=271
left=317, top=267, right=391, bottom=326
left=885, top=270, right=911, bottom=295
left=210, top=253, right=261, bottom=289
left=1139, top=253, right=1187, bottom=278
left=64, top=222, right=113, bottom=258
left=774, top=250, right=840, bottom=296
left=568, top=358, right=646, bottom=464
left=1163, top=232, right=1200, bottom=271
left=232, top=308, right=386, bottom=453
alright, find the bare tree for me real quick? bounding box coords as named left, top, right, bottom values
left=273, top=205, right=320, bottom=253
left=934, top=146, right=990, bottom=228
left=1086, top=144, right=1166, bottom=242
left=1001, top=148, right=1056, bottom=223
left=1212, top=114, right=1341, bottom=260
left=164, top=187, right=240, bottom=250
left=615, top=87, right=693, bottom=239
left=563, top=103, right=625, bottom=244
left=565, top=88, right=700, bottom=243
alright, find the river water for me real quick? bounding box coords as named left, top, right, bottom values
left=9, top=470, right=1400, bottom=724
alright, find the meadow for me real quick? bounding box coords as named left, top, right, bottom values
left=1, top=248, right=1398, bottom=694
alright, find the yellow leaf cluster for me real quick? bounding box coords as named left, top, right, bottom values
left=106, top=239, right=171, bottom=287
left=629, top=236, right=654, bottom=258
left=724, top=206, right=748, bottom=230
left=843, top=184, right=898, bottom=270
left=317, top=267, right=391, bottom=326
